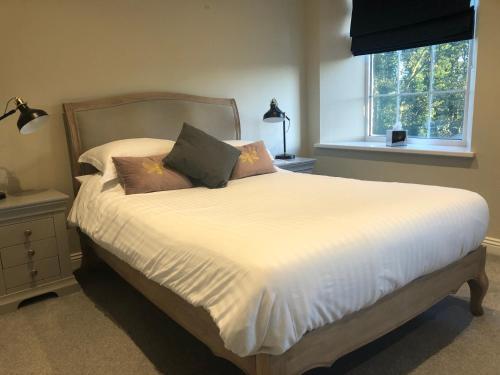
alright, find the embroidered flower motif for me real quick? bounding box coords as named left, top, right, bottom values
left=142, top=161, right=164, bottom=175
left=239, top=147, right=260, bottom=164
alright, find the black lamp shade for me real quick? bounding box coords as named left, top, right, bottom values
left=263, top=99, right=285, bottom=123
left=17, top=103, right=48, bottom=134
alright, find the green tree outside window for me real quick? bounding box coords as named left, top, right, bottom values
left=370, top=41, right=470, bottom=140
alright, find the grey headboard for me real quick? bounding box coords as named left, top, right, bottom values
left=63, top=92, right=241, bottom=189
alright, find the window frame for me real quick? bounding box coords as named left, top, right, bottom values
left=364, top=39, right=476, bottom=147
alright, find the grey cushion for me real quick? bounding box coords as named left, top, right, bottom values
left=164, top=123, right=241, bottom=188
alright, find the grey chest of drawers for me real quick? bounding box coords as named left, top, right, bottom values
left=273, top=157, right=316, bottom=174
left=0, top=190, right=79, bottom=313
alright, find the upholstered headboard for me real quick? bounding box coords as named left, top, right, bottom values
left=63, top=92, right=241, bottom=188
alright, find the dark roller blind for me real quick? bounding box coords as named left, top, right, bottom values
left=350, top=0, right=475, bottom=56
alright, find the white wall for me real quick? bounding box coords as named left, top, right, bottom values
left=318, top=0, right=365, bottom=144
left=0, top=0, right=307, bottom=252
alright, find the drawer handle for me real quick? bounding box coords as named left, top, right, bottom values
left=27, top=249, right=36, bottom=257
left=30, top=269, right=38, bottom=277
left=24, top=229, right=32, bottom=237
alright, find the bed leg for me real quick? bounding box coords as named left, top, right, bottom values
left=468, top=269, right=489, bottom=316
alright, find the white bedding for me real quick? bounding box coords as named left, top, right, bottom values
left=68, top=171, right=488, bottom=356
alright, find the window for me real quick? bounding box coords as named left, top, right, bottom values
left=367, top=40, right=473, bottom=144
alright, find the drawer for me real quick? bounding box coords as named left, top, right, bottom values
left=3, top=256, right=61, bottom=289
left=287, top=166, right=313, bottom=173
left=1, top=237, right=58, bottom=269
left=0, top=217, right=55, bottom=248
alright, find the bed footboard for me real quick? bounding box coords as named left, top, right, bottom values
left=81, top=235, right=487, bottom=375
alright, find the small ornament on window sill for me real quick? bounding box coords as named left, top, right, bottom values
left=386, top=122, right=408, bottom=147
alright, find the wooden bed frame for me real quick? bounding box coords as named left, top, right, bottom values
left=63, top=92, right=489, bottom=375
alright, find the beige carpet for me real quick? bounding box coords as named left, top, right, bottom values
left=0, top=253, right=499, bottom=375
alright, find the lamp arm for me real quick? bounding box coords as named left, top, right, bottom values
left=0, top=97, right=20, bottom=123
left=281, top=113, right=292, bottom=155
left=284, top=114, right=291, bottom=133
left=0, top=109, right=16, bottom=122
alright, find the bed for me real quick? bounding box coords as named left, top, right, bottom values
left=63, top=92, right=489, bottom=375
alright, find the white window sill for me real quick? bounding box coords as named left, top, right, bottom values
left=314, top=141, right=475, bottom=158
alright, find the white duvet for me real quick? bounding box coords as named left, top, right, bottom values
left=68, top=171, right=488, bottom=356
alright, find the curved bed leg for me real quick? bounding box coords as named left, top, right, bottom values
left=468, top=270, right=489, bottom=316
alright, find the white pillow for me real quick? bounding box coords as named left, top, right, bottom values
left=79, top=138, right=175, bottom=183
left=223, top=140, right=274, bottom=160
left=74, top=175, right=95, bottom=184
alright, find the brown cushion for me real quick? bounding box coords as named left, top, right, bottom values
left=112, top=154, right=193, bottom=195
left=231, top=141, right=277, bottom=180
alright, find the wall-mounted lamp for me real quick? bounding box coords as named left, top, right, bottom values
left=0, top=97, right=49, bottom=199
left=263, top=98, right=295, bottom=160
left=0, top=97, right=48, bottom=134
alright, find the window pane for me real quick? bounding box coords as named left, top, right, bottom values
left=431, top=92, right=465, bottom=139
left=434, top=41, right=469, bottom=91
left=373, top=52, right=398, bottom=95
left=370, top=41, right=470, bottom=141
left=400, top=47, right=431, bottom=93
left=400, top=94, right=429, bottom=137
left=372, top=96, right=397, bottom=135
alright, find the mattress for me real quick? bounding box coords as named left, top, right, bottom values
left=68, top=171, right=489, bottom=356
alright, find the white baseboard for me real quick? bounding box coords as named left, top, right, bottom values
left=70, top=251, right=83, bottom=271
left=483, top=237, right=500, bottom=256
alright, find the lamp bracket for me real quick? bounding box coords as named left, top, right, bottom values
left=14, top=97, right=25, bottom=108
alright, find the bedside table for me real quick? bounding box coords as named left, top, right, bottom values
left=0, top=190, right=79, bottom=313
left=273, top=157, right=316, bottom=174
